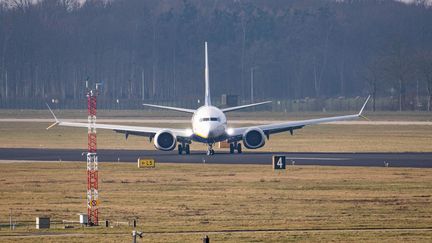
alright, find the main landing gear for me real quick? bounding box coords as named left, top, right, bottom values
left=178, top=143, right=190, bottom=155
left=206, top=144, right=215, bottom=156
left=229, top=142, right=242, bottom=154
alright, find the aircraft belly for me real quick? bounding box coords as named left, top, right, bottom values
left=191, top=134, right=228, bottom=144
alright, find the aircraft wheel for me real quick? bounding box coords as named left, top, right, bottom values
left=178, top=144, right=183, bottom=155
left=229, top=143, right=235, bottom=154
left=237, top=143, right=242, bottom=154
left=185, top=144, right=190, bottom=154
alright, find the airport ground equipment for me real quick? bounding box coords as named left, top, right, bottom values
left=272, top=155, right=286, bottom=171
left=86, top=84, right=100, bottom=226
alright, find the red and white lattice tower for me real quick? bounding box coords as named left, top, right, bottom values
left=86, top=88, right=99, bottom=226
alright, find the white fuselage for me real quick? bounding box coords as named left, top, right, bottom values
left=192, top=106, right=227, bottom=141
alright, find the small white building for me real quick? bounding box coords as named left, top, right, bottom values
left=36, top=216, right=50, bottom=229
left=79, top=213, right=88, bottom=225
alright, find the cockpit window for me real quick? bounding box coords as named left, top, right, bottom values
left=199, top=117, right=219, bottom=122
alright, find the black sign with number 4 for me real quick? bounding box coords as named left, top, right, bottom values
left=272, top=155, right=286, bottom=170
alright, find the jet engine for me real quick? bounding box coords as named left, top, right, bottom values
left=154, top=130, right=176, bottom=151
left=242, top=128, right=266, bottom=149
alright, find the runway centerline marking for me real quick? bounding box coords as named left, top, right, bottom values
left=286, top=157, right=351, bottom=161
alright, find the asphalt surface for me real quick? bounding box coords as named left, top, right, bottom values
left=0, top=148, right=431, bottom=168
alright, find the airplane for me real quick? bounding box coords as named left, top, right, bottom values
left=47, top=42, right=370, bottom=156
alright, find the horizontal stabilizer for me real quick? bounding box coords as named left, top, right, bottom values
left=221, top=101, right=272, bottom=113
left=143, top=103, right=196, bottom=113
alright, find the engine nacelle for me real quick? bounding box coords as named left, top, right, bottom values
left=242, top=128, right=266, bottom=149
left=154, top=130, right=176, bottom=151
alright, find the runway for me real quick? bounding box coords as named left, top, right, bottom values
left=0, top=148, right=431, bottom=168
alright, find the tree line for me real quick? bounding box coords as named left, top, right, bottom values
left=0, top=0, right=432, bottom=111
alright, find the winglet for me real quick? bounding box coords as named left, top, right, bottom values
left=359, top=114, right=370, bottom=121
left=358, top=95, right=370, bottom=116
left=46, top=103, right=59, bottom=130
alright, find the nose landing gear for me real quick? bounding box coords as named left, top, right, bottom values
left=206, top=144, right=215, bottom=156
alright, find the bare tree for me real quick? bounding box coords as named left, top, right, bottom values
left=5, top=0, right=31, bottom=12
left=416, top=51, right=432, bottom=111
left=0, top=0, right=431, bottom=110
left=362, top=58, right=384, bottom=112
left=383, top=43, right=413, bottom=111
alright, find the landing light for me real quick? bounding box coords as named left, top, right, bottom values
left=226, top=128, right=234, bottom=135
left=185, top=128, right=193, bottom=136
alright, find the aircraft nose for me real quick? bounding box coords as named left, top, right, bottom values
left=202, top=123, right=218, bottom=138
left=207, top=123, right=221, bottom=137
left=200, top=125, right=211, bottom=138
left=197, top=123, right=221, bottom=138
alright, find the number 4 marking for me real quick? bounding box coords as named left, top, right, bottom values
left=277, top=157, right=283, bottom=168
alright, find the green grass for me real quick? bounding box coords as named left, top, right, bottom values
left=0, top=162, right=431, bottom=242
left=0, top=110, right=431, bottom=241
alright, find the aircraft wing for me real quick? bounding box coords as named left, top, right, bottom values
left=57, top=121, right=192, bottom=138
left=228, top=96, right=370, bottom=138
left=46, top=105, right=192, bottom=139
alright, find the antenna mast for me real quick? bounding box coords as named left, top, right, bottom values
left=86, top=83, right=99, bottom=226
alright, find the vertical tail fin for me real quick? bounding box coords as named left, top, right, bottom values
left=204, top=42, right=211, bottom=106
